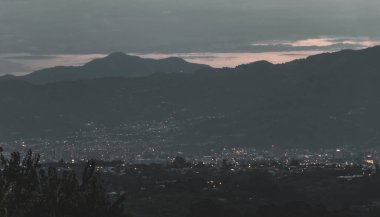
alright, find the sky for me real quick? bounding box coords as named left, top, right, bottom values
left=1, top=0, right=380, bottom=74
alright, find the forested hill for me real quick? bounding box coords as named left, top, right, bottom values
left=1, top=46, right=380, bottom=148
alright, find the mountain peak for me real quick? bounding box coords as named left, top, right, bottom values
left=17, top=52, right=211, bottom=84
left=105, top=52, right=139, bottom=59
left=252, top=60, right=273, bottom=66
left=100, top=52, right=142, bottom=62
left=236, top=60, right=274, bottom=72
left=108, top=51, right=127, bottom=57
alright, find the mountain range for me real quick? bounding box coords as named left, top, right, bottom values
left=1, top=46, right=380, bottom=149
left=0, top=52, right=210, bottom=84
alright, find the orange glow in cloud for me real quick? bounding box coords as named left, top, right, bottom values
left=255, top=37, right=380, bottom=48
left=286, top=38, right=335, bottom=47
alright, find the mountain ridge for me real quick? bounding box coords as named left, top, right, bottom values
left=0, top=53, right=211, bottom=84
left=3, top=46, right=380, bottom=84
left=1, top=46, right=380, bottom=149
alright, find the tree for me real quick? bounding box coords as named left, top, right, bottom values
left=0, top=149, right=129, bottom=217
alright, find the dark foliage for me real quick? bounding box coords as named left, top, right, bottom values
left=0, top=149, right=128, bottom=217
left=255, top=202, right=339, bottom=217
left=187, top=199, right=241, bottom=217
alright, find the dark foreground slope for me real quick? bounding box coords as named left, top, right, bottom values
left=1, top=46, right=380, bottom=148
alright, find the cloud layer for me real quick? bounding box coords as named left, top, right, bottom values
left=1, top=0, right=380, bottom=54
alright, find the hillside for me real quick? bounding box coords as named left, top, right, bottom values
left=1, top=47, right=380, bottom=148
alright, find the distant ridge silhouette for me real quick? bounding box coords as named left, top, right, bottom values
left=0, top=52, right=211, bottom=84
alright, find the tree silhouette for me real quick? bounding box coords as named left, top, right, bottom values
left=187, top=199, right=241, bottom=217
left=0, top=149, right=129, bottom=217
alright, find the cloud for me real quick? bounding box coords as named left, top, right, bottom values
left=134, top=36, right=380, bottom=67
left=250, top=37, right=380, bottom=52
left=285, top=37, right=380, bottom=48
left=0, top=58, right=31, bottom=75
left=1, top=0, right=380, bottom=54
